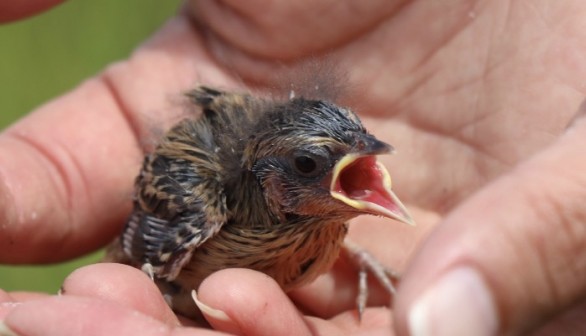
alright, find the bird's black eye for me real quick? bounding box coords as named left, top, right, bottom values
left=294, top=155, right=318, bottom=175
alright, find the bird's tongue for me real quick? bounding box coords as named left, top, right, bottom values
left=330, top=155, right=413, bottom=225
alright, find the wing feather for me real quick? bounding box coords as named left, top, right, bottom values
left=122, top=119, right=227, bottom=281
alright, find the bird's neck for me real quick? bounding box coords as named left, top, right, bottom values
left=225, top=169, right=355, bottom=229
left=224, top=170, right=277, bottom=228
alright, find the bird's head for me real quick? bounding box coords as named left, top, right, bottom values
left=245, top=98, right=413, bottom=226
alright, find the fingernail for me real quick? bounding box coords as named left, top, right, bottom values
left=192, top=290, right=243, bottom=335
left=408, top=267, right=498, bottom=336
left=0, top=321, right=19, bottom=336
left=191, top=290, right=231, bottom=323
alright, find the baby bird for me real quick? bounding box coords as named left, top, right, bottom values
left=106, top=86, right=413, bottom=318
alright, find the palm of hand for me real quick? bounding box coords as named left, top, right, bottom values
left=179, top=1, right=582, bottom=332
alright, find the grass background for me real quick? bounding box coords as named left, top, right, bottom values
left=0, top=0, right=181, bottom=293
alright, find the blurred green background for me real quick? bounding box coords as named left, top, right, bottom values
left=0, top=0, right=180, bottom=293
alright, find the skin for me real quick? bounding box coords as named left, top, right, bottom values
left=1, top=0, right=586, bottom=335
left=0, top=0, right=63, bottom=23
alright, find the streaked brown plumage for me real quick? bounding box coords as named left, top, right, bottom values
left=105, top=86, right=413, bottom=318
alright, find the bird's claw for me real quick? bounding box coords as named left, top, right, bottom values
left=344, top=240, right=400, bottom=320
left=141, top=263, right=155, bottom=281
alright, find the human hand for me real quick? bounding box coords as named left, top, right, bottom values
left=0, top=0, right=407, bottom=334
left=185, top=2, right=586, bottom=335
left=2, top=0, right=586, bottom=335
left=4, top=264, right=380, bottom=335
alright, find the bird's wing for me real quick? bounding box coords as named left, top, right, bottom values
left=122, top=123, right=228, bottom=281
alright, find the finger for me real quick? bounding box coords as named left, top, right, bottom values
left=0, top=16, right=231, bottom=263
left=5, top=292, right=47, bottom=302
left=0, top=289, right=17, bottom=320
left=0, top=292, right=46, bottom=322
left=196, top=268, right=312, bottom=336
left=532, top=299, right=586, bottom=336
left=0, top=0, right=64, bottom=23
left=0, top=290, right=12, bottom=302
left=0, top=292, right=54, bottom=326
left=0, top=296, right=224, bottom=336
left=61, top=263, right=178, bottom=326
left=0, top=79, right=140, bottom=263
left=187, top=0, right=401, bottom=60
left=394, top=112, right=586, bottom=335
left=0, top=290, right=50, bottom=320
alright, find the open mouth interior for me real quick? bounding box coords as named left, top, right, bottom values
left=331, top=155, right=400, bottom=214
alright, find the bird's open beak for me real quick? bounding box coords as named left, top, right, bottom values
left=330, top=139, right=414, bottom=226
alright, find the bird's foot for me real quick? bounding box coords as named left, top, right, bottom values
left=141, top=263, right=155, bottom=281
left=343, top=239, right=400, bottom=320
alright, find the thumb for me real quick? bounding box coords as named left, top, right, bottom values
left=394, top=105, right=586, bottom=335
left=0, top=0, right=64, bottom=23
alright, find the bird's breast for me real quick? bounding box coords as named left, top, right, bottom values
left=172, top=219, right=349, bottom=291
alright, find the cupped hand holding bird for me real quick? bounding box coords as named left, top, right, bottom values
left=2, top=1, right=586, bottom=335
